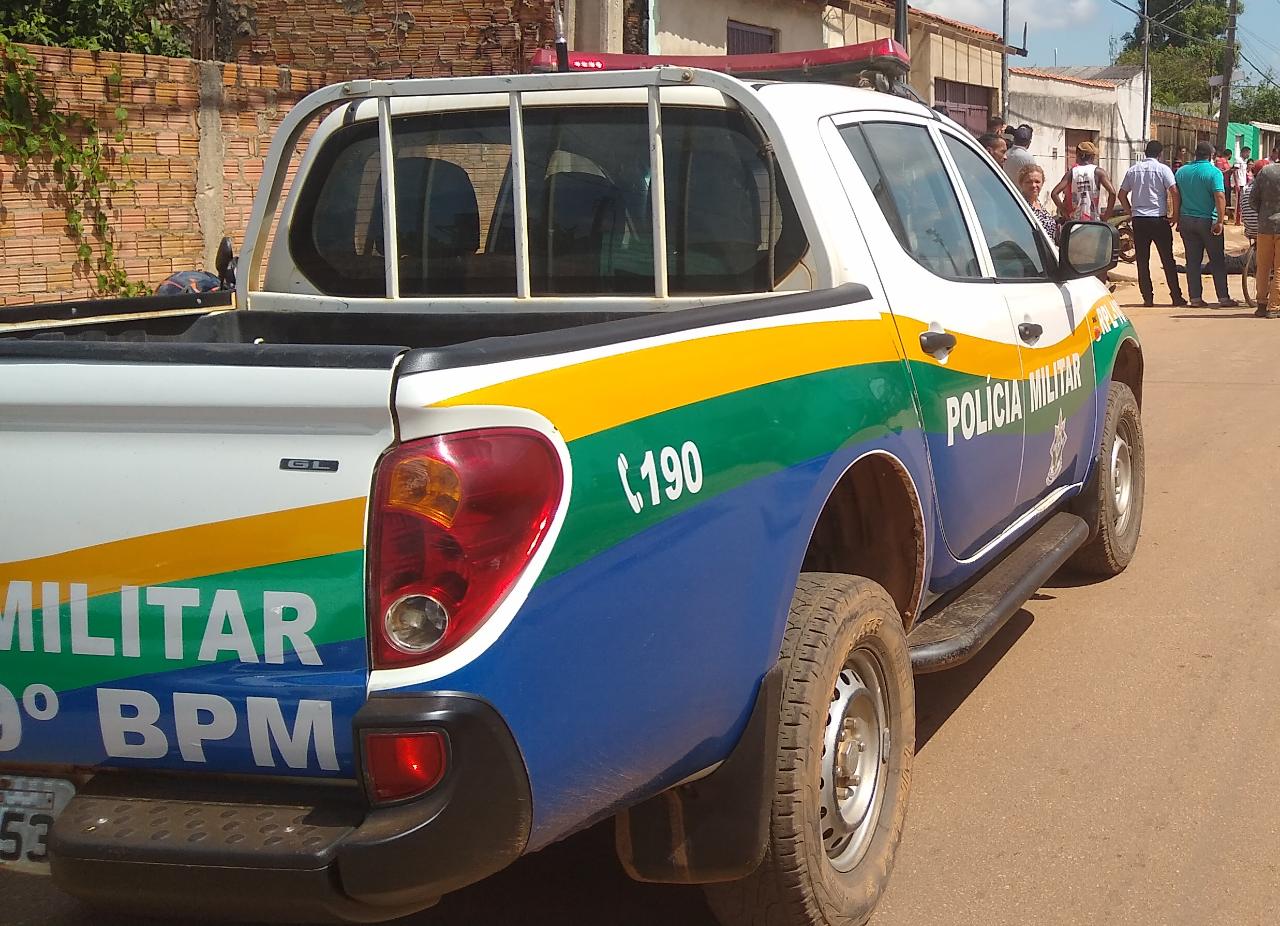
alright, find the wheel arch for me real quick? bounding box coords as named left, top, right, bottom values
left=1111, top=336, right=1144, bottom=408
left=799, top=450, right=927, bottom=630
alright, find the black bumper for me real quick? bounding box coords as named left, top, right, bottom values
left=48, top=695, right=532, bottom=924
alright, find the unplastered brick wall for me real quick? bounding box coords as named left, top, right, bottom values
left=0, top=43, right=329, bottom=308
left=220, top=0, right=554, bottom=78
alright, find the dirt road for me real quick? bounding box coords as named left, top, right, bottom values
left=5, top=292, right=1280, bottom=926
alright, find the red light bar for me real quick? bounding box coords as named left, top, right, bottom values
left=530, top=39, right=910, bottom=84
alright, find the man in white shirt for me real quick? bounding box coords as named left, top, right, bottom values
left=1233, top=146, right=1252, bottom=225
left=1119, top=140, right=1186, bottom=307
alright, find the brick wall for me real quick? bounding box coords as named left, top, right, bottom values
left=0, top=44, right=330, bottom=308
left=169, top=0, right=554, bottom=79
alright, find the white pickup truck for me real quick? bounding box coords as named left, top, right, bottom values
left=0, top=53, right=1142, bottom=926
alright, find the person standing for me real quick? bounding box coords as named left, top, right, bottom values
left=1051, top=141, right=1116, bottom=221
left=1173, top=140, right=1239, bottom=308
left=988, top=115, right=1007, bottom=138
left=1003, top=124, right=1035, bottom=184
left=1017, top=165, right=1058, bottom=241
left=1215, top=147, right=1234, bottom=221
left=1233, top=146, right=1253, bottom=225
left=979, top=132, right=1008, bottom=166
left=1248, top=160, right=1280, bottom=318
left=1118, top=140, right=1186, bottom=307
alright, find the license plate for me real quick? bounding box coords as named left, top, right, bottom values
left=0, top=776, right=75, bottom=874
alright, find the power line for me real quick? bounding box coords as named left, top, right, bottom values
left=1238, top=26, right=1280, bottom=62
left=1104, top=0, right=1280, bottom=91
left=1154, top=0, right=1197, bottom=22
left=1238, top=48, right=1280, bottom=89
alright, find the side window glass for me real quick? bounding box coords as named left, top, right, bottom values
left=841, top=122, right=980, bottom=280
left=943, top=136, right=1049, bottom=281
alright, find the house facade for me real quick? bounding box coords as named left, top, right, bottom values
left=1008, top=65, right=1147, bottom=187
left=822, top=0, right=1004, bottom=132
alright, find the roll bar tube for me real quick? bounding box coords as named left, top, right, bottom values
left=239, top=67, right=822, bottom=303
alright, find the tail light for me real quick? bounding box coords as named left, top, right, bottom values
left=368, top=428, right=563, bottom=670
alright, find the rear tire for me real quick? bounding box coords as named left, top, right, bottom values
left=1069, top=382, right=1145, bottom=576
left=704, top=574, right=914, bottom=926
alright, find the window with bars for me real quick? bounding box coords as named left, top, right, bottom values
left=727, top=20, right=778, bottom=55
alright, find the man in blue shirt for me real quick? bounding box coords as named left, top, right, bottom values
left=1173, top=140, right=1239, bottom=307
left=1119, top=140, right=1186, bottom=307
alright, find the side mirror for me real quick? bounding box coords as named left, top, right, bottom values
left=1057, top=221, right=1116, bottom=280
left=215, top=236, right=237, bottom=289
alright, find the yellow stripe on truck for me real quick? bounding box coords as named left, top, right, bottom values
left=0, top=497, right=367, bottom=600
left=434, top=319, right=898, bottom=442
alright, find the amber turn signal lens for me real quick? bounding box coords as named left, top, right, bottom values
left=387, top=456, right=462, bottom=527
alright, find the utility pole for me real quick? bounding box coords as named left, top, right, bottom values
left=1215, top=0, right=1239, bottom=147
left=1001, top=0, right=1010, bottom=120
left=1141, top=0, right=1150, bottom=142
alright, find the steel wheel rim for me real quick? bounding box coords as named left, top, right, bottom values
left=1112, top=419, right=1135, bottom=535
left=820, top=646, right=890, bottom=873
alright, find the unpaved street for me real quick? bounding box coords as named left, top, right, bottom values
left=5, top=287, right=1280, bottom=926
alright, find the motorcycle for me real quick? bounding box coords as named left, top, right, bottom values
left=1107, top=210, right=1136, bottom=263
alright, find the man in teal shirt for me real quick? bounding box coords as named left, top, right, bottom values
left=1173, top=141, right=1239, bottom=307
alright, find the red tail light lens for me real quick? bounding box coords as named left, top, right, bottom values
left=368, top=428, right=563, bottom=669
left=363, top=731, right=448, bottom=803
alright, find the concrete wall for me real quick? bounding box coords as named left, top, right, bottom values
left=1009, top=73, right=1146, bottom=192
left=0, top=44, right=329, bottom=308
left=654, top=0, right=823, bottom=55
left=823, top=2, right=1001, bottom=107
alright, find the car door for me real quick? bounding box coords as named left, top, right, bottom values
left=825, top=115, right=1027, bottom=563
left=937, top=130, right=1100, bottom=519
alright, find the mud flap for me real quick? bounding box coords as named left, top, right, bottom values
left=614, top=664, right=781, bottom=884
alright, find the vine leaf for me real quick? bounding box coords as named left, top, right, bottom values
left=0, top=34, right=147, bottom=297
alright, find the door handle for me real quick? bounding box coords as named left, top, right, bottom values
left=919, top=330, right=957, bottom=355
left=1018, top=322, right=1044, bottom=343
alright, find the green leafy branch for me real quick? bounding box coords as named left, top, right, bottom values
left=0, top=35, right=148, bottom=297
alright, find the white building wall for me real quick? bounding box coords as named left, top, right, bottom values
left=654, top=0, right=824, bottom=54
left=1009, top=73, right=1148, bottom=191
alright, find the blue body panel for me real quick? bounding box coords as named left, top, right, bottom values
left=431, top=432, right=934, bottom=848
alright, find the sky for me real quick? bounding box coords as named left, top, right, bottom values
left=912, top=0, right=1280, bottom=85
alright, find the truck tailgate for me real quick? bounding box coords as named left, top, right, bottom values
left=0, top=346, right=399, bottom=779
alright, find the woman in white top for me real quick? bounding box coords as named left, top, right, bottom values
left=1051, top=141, right=1117, bottom=222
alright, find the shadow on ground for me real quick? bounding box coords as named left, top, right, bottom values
left=913, top=609, right=1033, bottom=751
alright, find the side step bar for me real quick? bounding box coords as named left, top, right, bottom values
left=908, top=512, right=1088, bottom=673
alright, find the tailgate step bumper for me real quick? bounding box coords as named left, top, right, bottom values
left=49, top=695, right=532, bottom=924
left=908, top=512, right=1088, bottom=673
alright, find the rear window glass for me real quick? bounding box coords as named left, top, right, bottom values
left=289, top=105, right=808, bottom=297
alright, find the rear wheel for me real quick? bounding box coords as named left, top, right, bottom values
left=1069, top=382, right=1145, bottom=576
left=704, top=574, right=914, bottom=926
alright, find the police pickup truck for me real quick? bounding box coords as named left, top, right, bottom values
left=0, top=48, right=1143, bottom=926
